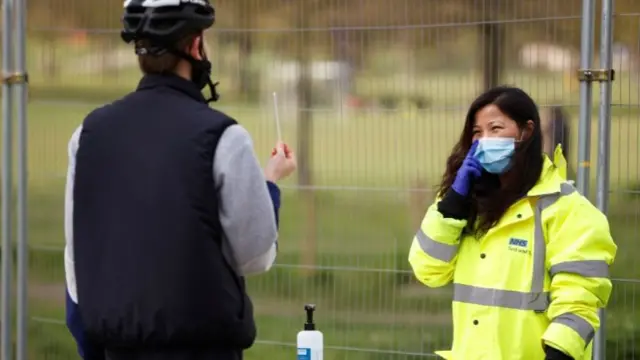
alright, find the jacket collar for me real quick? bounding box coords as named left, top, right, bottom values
left=136, top=73, right=206, bottom=103
left=526, top=155, right=567, bottom=197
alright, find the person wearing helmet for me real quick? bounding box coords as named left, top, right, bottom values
left=63, top=0, right=297, bottom=359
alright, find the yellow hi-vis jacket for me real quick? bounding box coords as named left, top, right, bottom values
left=408, top=147, right=617, bottom=360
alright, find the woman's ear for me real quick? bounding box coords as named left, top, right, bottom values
left=520, top=120, right=535, bottom=141
left=189, top=36, right=203, bottom=60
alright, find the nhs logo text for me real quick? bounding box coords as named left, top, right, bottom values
left=508, top=238, right=530, bottom=254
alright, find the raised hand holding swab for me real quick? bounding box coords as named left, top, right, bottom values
left=271, top=91, right=291, bottom=158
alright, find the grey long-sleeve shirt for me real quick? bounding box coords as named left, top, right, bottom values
left=64, top=123, right=278, bottom=304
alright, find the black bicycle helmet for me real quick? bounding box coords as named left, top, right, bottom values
left=121, top=0, right=221, bottom=103
left=121, top=0, right=215, bottom=45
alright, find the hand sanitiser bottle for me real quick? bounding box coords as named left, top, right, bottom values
left=297, top=304, right=323, bottom=360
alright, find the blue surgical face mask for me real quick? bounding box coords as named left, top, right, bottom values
left=473, top=137, right=516, bottom=174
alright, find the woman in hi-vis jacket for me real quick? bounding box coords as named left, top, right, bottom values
left=408, top=86, right=617, bottom=360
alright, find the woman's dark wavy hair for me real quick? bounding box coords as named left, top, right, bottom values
left=437, top=86, right=544, bottom=236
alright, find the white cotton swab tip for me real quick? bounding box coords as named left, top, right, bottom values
left=272, top=92, right=282, bottom=142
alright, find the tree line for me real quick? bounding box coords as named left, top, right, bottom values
left=27, top=0, right=640, bottom=48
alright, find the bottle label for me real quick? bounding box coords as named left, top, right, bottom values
left=297, top=348, right=311, bottom=360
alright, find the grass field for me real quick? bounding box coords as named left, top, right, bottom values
left=3, top=64, right=640, bottom=359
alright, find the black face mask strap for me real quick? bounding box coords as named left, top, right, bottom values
left=196, top=40, right=220, bottom=104
left=169, top=48, right=220, bottom=104
left=203, top=77, right=220, bottom=104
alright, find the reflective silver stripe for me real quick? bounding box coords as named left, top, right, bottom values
left=452, top=182, right=576, bottom=313
left=549, top=260, right=609, bottom=278
left=553, top=313, right=595, bottom=346
left=416, top=229, right=458, bottom=263
left=537, top=182, right=576, bottom=212
left=454, top=284, right=550, bottom=310
left=531, top=193, right=547, bottom=296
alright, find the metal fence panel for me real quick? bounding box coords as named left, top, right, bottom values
left=603, top=2, right=640, bottom=359
left=1, top=0, right=639, bottom=359
left=0, top=0, right=15, bottom=357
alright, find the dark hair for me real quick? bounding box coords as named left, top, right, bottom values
left=137, top=35, right=197, bottom=75
left=437, top=86, right=544, bottom=236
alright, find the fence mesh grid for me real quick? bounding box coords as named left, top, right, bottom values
left=4, top=0, right=639, bottom=359
left=606, top=7, right=640, bottom=360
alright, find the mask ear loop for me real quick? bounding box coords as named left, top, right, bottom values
left=196, top=39, right=220, bottom=103
left=204, top=78, right=220, bottom=104
left=169, top=46, right=220, bottom=103
left=517, top=120, right=536, bottom=143
left=516, top=128, right=527, bottom=144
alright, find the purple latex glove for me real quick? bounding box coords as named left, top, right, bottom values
left=451, top=140, right=483, bottom=196
left=544, top=345, right=574, bottom=360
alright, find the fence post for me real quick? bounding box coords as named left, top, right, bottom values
left=15, top=0, right=29, bottom=354
left=296, top=2, right=317, bottom=276
left=576, top=0, right=596, bottom=200
left=593, top=0, right=615, bottom=359
left=481, top=22, right=504, bottom=90
left=0, top=0, right=15, bottom=358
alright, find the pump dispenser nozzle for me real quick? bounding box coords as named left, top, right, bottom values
left=298, top=303, right=323, bottom=359
left=304, top=304, right=316, bottom=330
